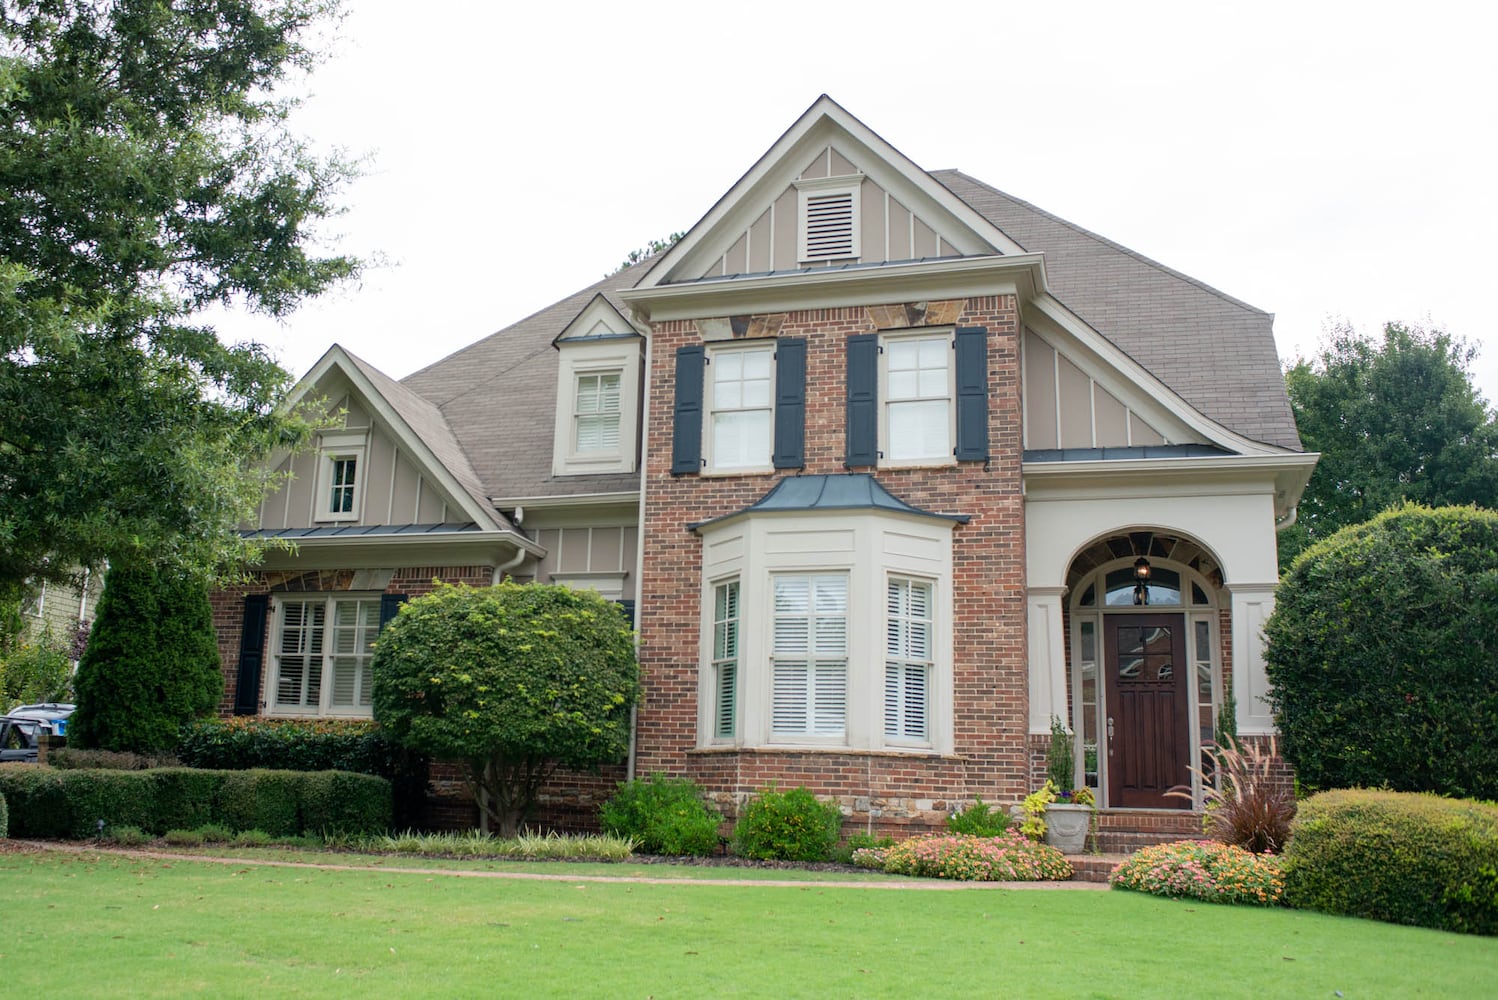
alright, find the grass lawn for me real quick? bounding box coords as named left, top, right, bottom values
left=3, top=846, right=1495, bottom=998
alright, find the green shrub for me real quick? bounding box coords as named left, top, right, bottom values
left=164, top=828, right=204, bottom=846
left=0, top=628, right=74, bottom=706
left=1110, top=840, right=1285, bottom=904
left=1282, top=789, right=1498, bottom=935
left=945, top=797, right=1011, bottom=837
left=48, top=748, right=178, bottom=770
left=875, top=832, right=1072, bottom=881
left=1264, top=505, right=1498, bottom=798
left=832, top=832, right=894, bottom=865
left=69, top=562, right=222, bottom=753
left=732, top=786, right=842, bottom=862
left=106, top=824, right=150, bottom=845
left=231, top=829, right=272, bottom=846
left=178, top=717, right=428, bottom=830
left=0, top=766, right=391, bottom=839
left=196, top=823, right=234, bottom=843
left=600, top=774, right=723, bottom=856
left=0, top=790, right=7, bottom=838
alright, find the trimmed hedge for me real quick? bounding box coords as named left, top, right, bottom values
left=600, top=774, right=723, bottom=856
left=0, top=765, right=391, bottom=839
left=177, top=717, right=427, bottom=829
left=1283, top=789, right=1498, bottom=935
left=1264, top=505, right=1498, bottom=798
left=732, top=786, right=842, bottom=862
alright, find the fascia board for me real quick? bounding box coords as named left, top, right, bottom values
left=281, top=346, right=501, bottom=531
left=623, top=254, right=1046, bottom=324
left=252, top=529, right=543, bottom=571
left=1024, top=452, right=1320, bottom=516
left=637, top=95, right=1025, bottom=289
left=1026, top=295, right=1295, bottom=459
left=488, top=490, right=640, bottom=510
left=552, top=294, right=647, bottom=348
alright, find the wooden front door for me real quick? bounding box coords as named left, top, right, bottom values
left=1105, top=614, right=1191, bottom=809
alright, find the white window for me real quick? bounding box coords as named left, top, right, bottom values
left=883, top=333, right=953, bottom=464
left=315, top=432, right=366, bottom=522
left=885, top=578, right=933, bottom=742
left=573, top=370, right=622, bottom=453
left=771, top=574, right=848, bottom=738
left=712, top=580, right=740, bottom=739
left=270, top=595, right=381, bottom=717
left=708, top=346, right=773, bottom=471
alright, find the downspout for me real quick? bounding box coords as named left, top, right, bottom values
left=491, top=535, right=531, bottom=585
left=627, top=320, right=653, bottom=784
left=1274, top=506, right=1299, bottom=533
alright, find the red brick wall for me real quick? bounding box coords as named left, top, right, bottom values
left=635, top=296, right=1027, bottom=833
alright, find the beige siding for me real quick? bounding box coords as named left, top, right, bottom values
left=1023, top=330, right=1189, bottom=450
left=531, top=522, right=640, bottom=602
left=747, top=209, right=772, bottom=273
left=1093, top=387, right=1129, bottom=447
left=723, top=232, right=747, bottom=276
left=1023, top=335, right=1058, bottom=449
left=1131, top=417, right=1166, bottom=446
left=771, top=188, right=797, bottom=269
left=828, top=147, right=856, bottom=176
left=1057, top=355, right=1094, bottom=447
left=799, top=149, right=828, bottom=180
left=887, top=197, right=912, bottom=260
left=913, top=217, right=938, bottom=258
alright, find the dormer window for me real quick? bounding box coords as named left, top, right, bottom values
left=796, top=176, right=862, bottom=263
left=551, top=299, right=643, bottom=477
left=315, top=432, right=366, bottom=522
left=573, top=371, right=622, bottom=452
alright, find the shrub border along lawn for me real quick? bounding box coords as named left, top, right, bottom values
left=0, top=764, right=391, bottom=838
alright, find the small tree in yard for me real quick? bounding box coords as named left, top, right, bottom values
left=371, top=582, right=638, bottom=837
left=69, top=562, right=223, bottom=753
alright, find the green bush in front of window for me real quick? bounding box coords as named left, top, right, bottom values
left=732, top=785, right=842, bottom=862
left=600, top=773, right=723, bottom=856
left=69, top=562, right=222, bottom=754
left=1283, top=789, right=1498, bottom=935
left=945, top=796, right=1012, bottom=838
left=1264, top=504, right=1498, bottom=799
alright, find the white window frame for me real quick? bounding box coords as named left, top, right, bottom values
left=795, top=175, right=863, bottom=263
left=572, top=369, right=623, bottom=455
left=267, top=593, right=383, bottom=718
left=704, top=343, right=775, bottom=474
left=770, top=573, right=849, bottom=742
left=711, top=577, right=740, bottom=741
left=884, top=575, right=934, bottom=746
left=879, top=329, right=956, bottom=468
left=314, top=431, right=366, bottom=523
left=551, top=337, right=642, bottom=476
left=695, top=511, right=954, bottom=754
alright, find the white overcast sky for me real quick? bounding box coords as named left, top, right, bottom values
left=212, top=0, right=1498, bottom=407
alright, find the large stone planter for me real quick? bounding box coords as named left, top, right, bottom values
left=1044, top=803, right=1091, bottom=854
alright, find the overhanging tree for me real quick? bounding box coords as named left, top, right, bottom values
left=371, top=583, right=638, bottom=837
left=1279, top=322, right=1498, bottom=565
left=0, top=0, right=358, bottom=590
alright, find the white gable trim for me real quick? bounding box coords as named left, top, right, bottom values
left=635, top=95, right=1026, bottom=289
left=283, top=346, right=503, bottom=531
left=552, top=293, right=646, bottom=346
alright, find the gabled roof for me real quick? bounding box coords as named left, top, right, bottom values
left=934, top=171, right=1300, bottom=450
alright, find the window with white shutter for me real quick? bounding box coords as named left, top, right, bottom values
left=573, top=370, right=622, bottom=452
left=885, top=578, right=933, bottom=742
left=270, top=595, right=385, bottom=717
left=771, top=574, right=848, bottom=738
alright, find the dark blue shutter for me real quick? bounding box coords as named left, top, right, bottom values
left=845, top=333, right=879, bottom=467
left=772, top=338, right=807, bottom=469
left=954, top=326, right=990, bottom=462
left=379, top=593, right=408, bottom=630
left=672, top=345, right=705, bottom=475
left=616, top=599, right=636, bottom=628
left=233, top=594, right=270, bottom=716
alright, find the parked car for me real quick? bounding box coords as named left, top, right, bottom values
left=0, top=703, right=75, bottom=763
left=6, top=702, right=75, bottom=737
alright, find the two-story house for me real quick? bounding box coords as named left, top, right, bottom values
left=211, top=97, right=1314, bottom=835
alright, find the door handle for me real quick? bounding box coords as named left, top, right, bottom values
left=1107, top=716, right=1115, bottom=756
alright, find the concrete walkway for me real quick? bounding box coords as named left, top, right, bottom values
left=9, top=840, right=1111, bottom=891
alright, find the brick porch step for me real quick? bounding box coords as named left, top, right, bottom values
left=1087, top=809, right=1204, bottom=855
left=1065, top=853, right=1130, bottom=883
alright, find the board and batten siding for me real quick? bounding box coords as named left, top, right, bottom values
left=1021, top=331, right=1170, bottom=450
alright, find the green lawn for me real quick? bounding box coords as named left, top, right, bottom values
left=2, top=846, right=1495, bottom=998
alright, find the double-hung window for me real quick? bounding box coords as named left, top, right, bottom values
left=271, top=595, right=383, bottom=716
left=573, top=370, right=622, bottom=453
left=709, top=346, right=774, bottom=470
left=884, top=336, right=952, bottom=462
left=712, top=580, right=740, bottom=739
left=315, top=432, right=366, bottom=522
left=771, top=574, right=848, bottom=738
left=885, top=577, right=933, bottom=742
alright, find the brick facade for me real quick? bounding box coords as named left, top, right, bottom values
left=635, top=295, right=1028, bottom=832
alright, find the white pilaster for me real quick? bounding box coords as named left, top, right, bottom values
left=1027, top=586, right=1068, bottom=734
left=1226, top=583, right=1278, bottom=735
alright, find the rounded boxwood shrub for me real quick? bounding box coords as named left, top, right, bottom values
left=732, top=785, right=842, bottom=861
left=1282, top=789, right=1498, bottom=935
left=1264, top=505, right=1498, bottom=798
left=600, top=774, right=723, bottom=856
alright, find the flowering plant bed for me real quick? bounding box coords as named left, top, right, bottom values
left=854, top=831, right=1073, bottom=881
left=1109, top=839, right=1284, bottom=905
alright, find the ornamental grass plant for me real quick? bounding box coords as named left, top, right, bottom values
left=1109, top=839, right=1285, bottom=905
left=860, top=831, right=1073, bottom=881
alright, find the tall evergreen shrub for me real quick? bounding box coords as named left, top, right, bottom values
left=69, top=562, right=222, bottom=753
left=1264, top=504, right=1498, bottom=798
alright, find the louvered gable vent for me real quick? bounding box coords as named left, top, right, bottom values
left=797, top=178, right=861, bottom=263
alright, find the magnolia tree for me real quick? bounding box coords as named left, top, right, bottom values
left=371, top=582, right=638, bottom=836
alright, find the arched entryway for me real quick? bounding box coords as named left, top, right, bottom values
left=1064, top=531, right=1228, bottom=810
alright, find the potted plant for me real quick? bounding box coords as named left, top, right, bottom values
left=1036, top=716, right=1094, bottom=853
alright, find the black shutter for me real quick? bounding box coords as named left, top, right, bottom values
left=233, top=594, right=270, bottom=716
left=954, top=326, right=990, bottom=462
left=845, top=333, right=879, bottom=467
left=379, top=593, right=408, bottom=630
left=616, top=599, right=636, bottom=628
left=772, top=338, right=807, bottom=469
left=671, top=345, right=705, bottom=475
